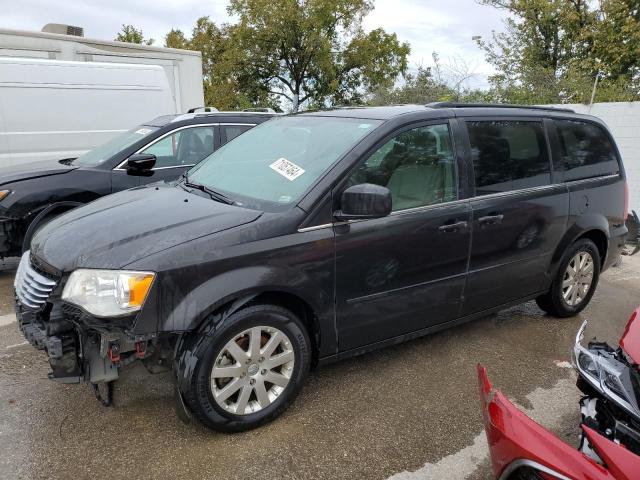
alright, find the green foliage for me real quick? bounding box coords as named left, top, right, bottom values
left=368, top=54, right=490, bottom=106
left=477, top=0, right=640, bottom=104
left=368, top=67, right=449, bottom=105
left=165, top=29, right=188, bottom=50
left=227, top=0, right=410, bottom=111
left=115, top=25, right=154, bottom=45
left=164, top=18, right=277, bottom=111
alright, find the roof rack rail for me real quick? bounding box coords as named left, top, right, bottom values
left=187, top=106, right=219, bottom=113
left=243, top=107, right=276, bottom=113
left=425, top=102, right=575, bottom=113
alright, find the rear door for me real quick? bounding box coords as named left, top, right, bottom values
left=461, top=118, right=569, bottom=315
left=334, top=121, right=471, bottom=351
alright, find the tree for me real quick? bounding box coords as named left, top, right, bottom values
left=165, top=18, right=277, bottom=111
left=476, top=0, right=640, bottom=103
left=165, top=29, right=188, bottom=50
left=228, top=0, right=410, bottom=111
left=115, top=25, right=154, bottom=45
left=587, top=0, right=640, bottom=98
left=368, top=54, right=489, bottom=106
left=368, top=66, right=449, bottom=105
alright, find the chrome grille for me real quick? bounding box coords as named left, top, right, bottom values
left=14, top=251, right=57, bottom=309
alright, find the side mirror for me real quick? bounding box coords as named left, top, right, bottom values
left=126, top=154, right=156, bottom=173
left=335, top=183, right=392, bottom=221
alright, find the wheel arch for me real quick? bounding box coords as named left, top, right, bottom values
left=552, top=213, right=610, bottom=270
left=577, top=229, right=608, bottom=266
left=158, top=265, right=334, bottom=363
left=194, top=290, right=322, bottom=366
left=22, top=201, right=84, bottom=250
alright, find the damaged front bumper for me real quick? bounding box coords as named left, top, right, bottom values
left=0, top=216, right=19, bottom=259
left=14, top=252, right=160, bottom=385
left=16, top=298, right=157, bottom=384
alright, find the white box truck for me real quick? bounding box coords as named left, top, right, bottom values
left=0, top=58, right=175, bottom=167
left=0, top=27, right=204, bottom=167
left=0, top=27, right=204, bottom=113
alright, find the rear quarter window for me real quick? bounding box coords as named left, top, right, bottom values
left=553, top=119, right=620, bottom=181
left=467, top=120, right=551, bottom=195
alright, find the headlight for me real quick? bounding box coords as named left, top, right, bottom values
left=0, top=190, right=11, bottom=202
left=577, top=350, right=599, bottom=378
left=62, top=269, right=155, bottom=317
left=573, top=322, right=640, bottom=418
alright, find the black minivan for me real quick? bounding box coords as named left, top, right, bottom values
left=15, top=103, right=627, bottom=432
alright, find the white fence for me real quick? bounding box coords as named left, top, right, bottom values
left=548, top=102, right=640, bottom=212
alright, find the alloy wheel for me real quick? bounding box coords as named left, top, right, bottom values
left=210, top=326, right=295, bottom=415
left=562, top=252, right=594, bottom=307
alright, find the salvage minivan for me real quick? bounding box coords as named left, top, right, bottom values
left=15, top=104, right=628, bottom=432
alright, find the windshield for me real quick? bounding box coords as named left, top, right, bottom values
left=187, top=116, right=382, bottom=211
left=73, top=126, right=160, bottom=167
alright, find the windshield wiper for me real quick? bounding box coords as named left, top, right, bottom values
left=183, top=175, right=235, bottom=205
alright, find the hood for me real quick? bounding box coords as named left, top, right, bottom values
left=0, top=159, right=77, bottom=187
left=620, top=306, right=640, bottom=365
left=31, top=184, right=262, bottom=271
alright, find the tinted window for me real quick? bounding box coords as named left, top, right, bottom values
left=345, top=124, right=456, bottom=211
left=222, top=125, right=252, bottom=143
left=467, top=121, right=550, bottom=195
left=554, top=120, right=619, bottom=181
left=142, top=126, right=215, bottom=168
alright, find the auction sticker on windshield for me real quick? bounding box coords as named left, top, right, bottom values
left=270, top=158, right=305, bottom=181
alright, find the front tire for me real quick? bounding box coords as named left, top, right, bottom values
left=183, top=304, right=311, bottom=432
left=536, top=238, right=601, bottom=317
left=21, top=210, right=66, bottom=253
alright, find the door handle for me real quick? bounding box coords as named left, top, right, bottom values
left=438, top=221, right=468, bottom=233
left=478, top=213, right=504, bottom=225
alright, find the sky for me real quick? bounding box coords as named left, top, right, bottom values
left=1, top=0, right=507, bottom=89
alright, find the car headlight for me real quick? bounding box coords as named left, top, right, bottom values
left=0, top=190, right=11, bottom=202
left=573, top=321, right=640, bottom=417
left=62, top=269, right=155, bottom=317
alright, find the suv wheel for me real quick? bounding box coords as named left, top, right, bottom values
left=536, top=238, right=601, bottom=317
left=183, top=304, right=311, bottom=432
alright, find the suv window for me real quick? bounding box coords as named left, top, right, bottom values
left=467, top=121, right=550, bottom=195
left=142, top=126, right=215, bottom=168
left=553, top=120, right=620, bottom=181
left=221, top=125, right=252, bottom=143
left=345, top=124, right=456, bottom=211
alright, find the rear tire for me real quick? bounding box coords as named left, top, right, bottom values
left=183, top=304, right=311, bottom=432
left=536, top=238, right=601, bottom=317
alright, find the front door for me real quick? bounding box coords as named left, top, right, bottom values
left=461, top=119, right=569, bottom=315
left=138, top=125, right=217, bottom=184
left=335, top=122, right=471, bottom=351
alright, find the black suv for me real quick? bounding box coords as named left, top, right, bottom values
left=15, top=104, right=627, bottom=432
left=0, top=111, right=275, bottom=258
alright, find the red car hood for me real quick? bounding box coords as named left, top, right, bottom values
left=620, top=306, right=640, bottom=365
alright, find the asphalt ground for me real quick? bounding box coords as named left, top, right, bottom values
left=1, top=254, right=638, bottom=480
